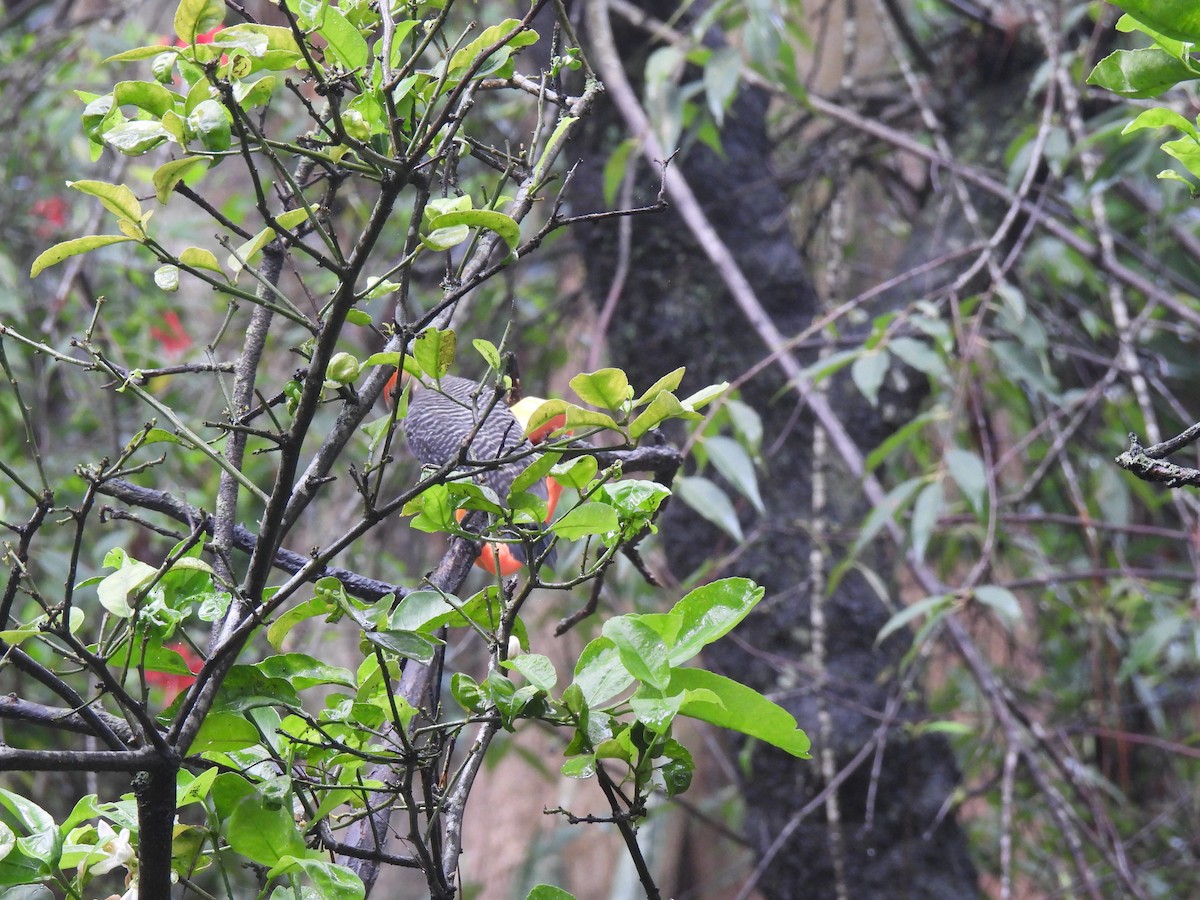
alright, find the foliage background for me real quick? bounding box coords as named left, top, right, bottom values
left=2, top=0, right=1200, bottom=898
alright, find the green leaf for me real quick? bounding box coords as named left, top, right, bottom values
left=527, top=885, right=577, bottom=900
left=227, top=225, right=276, bottom=276
left=1161, top=135, right=1200, bottom=179
left=175, top=0, right=225, bottom=44
left=704, top=436, right=764, bottom=514
left=177, top=767, right=220, bottom=807
left=0, top=790, right=58, bottom=885
left=266, top=857, right=365, bottom=899
left=945, top=448, right=987, bottom=515
left=851, top=349, right=889, bottom=406
left=680, top=381, right=728, bottom=411
left=473, top=338, right=502, bottom=371
left=67, top=180, right=143, bottom=225
left=549, top=501, right=619, bottom=539
left=1110, top=0, right=1200, bottom=41
left=96, top=559, right=157, bottom=617
left=187, top=98, right=232, bottom=151
left=415, top=327, right=457, bottom=379
left=180, top=246, right=222, bottom=273
left=653, top=577, right=764, bottom=666
left=629, top=390, right=698, bottom=439
left=603, top=137, right=639, bottom=207
left=255, top=653, right=355, bottom=690
left=103, top=119, right=174, bottom=155
left=560, top=755, right=596, bottom=779
left=319, top=6, right=369, bottom=70
left=1086, top=48, right=1200, bottom=99
left=155, top=264, right=180, bottom=292
left=188, top=711, right=261, bottom=752
left=227, top=796, right=307, bottom=866
left=212, top=665, right=302, bottom=713
left=105, top=44, right=181, bottom=63
left=673, top=475, right=743, bottom=542
left=531, top=114, right=578, bottom=185
left=849, top=476, right=924, bottom=562
left=550, top=455, right=597, bottom=490
left=602, top=617, right=671, bottom=691
left=703, top=46, right=741, bottom=124
left=507, top=653, right=558, bottom=692
left=570, top=368, right=631, bottom=411
left=113, top=79, right=176, bottom=117
left=1122, top=106, right=1199, bottom=139
left=909, top=480, right=943, bottom=564
left=427, top=209, right=521, bottom=252
left=572, top=636, right=634, bottom=707
left=973, top=585, right=1023, bottom=631
left=877, top=594, right=954, bottom=644
left=634, top=366, right=687, bottom=407
left=669, top=668, right=811, bottom=757
left=30, top=235, right=135, bottom=277
left=153, top=157, right=209, bottom=203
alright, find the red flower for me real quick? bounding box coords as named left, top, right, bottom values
left=149, top=310, right=192, bottom=358
left=31, top=196, right=68, bottom=239
left=146, top=642, right=203, bottom=697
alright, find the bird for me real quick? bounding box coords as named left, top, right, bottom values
left=401, top=373, right=558, bottom=575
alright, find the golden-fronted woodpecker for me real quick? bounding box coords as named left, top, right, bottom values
left=403, top=374, right=556, bottom=574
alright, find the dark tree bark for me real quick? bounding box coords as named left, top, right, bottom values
left=572, top=4, right=980, bottom=897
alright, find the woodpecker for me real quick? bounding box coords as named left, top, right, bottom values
left=402, top=374, right=556, bottom=574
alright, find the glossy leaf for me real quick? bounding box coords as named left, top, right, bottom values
left=602, top=616, right=671, bottom=691
left=669, top=668, right=811, bottom=757
left=30, top=235, right=135, bottom=277
left=673, top=475, right=743, bottom=542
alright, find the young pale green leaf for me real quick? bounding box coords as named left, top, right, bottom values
left=155, top=264, right=180, bottom=292
left=510, top=452, right=561, bottom=499
left=414, top=327, right=456, bottom=379
left=602, top=617, right=671, bottom=691
left=549, top=501, right=619, bottom=540
left=227, top=225, right=276, bottom=276
left=105, top=44, right=180, bottom=63
left=507, top=653, right=558, bottom=692
left=103, top=119, right=173, bottom=155
left=531, top=114, right=577, bottom=185
left=876, top=594, right=955, bottom=645
left=421, top=225, right=470, bottom=251
left=973, top=585, right=1023, bottom=631
left=680, top=381, right=728, bottom=411
left=945, top=448, right=987, bottom=515
left=629, top=693, right=688, bottom=734
left=473, top=338, right=502, bottom=371
left=704, top=436, right=765, bottom=514
left=669, top=668, right=811, bottom=757
left=187, top=99, right=231, bottom=151
left=550, top=455, right=597, bottom=490
left=1122, top=106, right=1199, bottom=139
left=570, top=368, right=631, bottom=412
left=560, top=755, right=596, bottom=780
left=673, top=475, right=743, bottom=542
left=633, top=366, right=686, bottom=407
left=427, top=209, right=520, bottom=253
left=67, top=180, right=143, bottom=224
left=1162, top=135, right=1200, bottom=179
left=266, top=595, right=337, bottom=649
left=629, top=390, right=698, bottom=439
left=97, top=559, right=157, bottom=618
left=175, top=0, right=225, bottom=44
left=179, top=246, right=222, bottom=273
left=572, top=636, right=634, bottom=707
left=177, top=767, right=220, bottom=807
left=30, top=235, right=135, bottom=277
